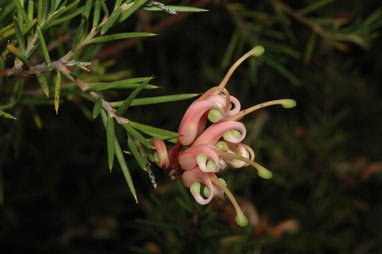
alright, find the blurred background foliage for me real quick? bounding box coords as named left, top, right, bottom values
left=0, top=0, right=381, bottom=253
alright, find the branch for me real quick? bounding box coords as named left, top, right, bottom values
left=58, top=66, right=130, bottom=125
left=2, top=59, right=90, bottom=77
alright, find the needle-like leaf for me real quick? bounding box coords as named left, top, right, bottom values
left=106, top=116, right=115, bottom=170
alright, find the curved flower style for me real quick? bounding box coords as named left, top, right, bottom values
left=151, top=46, right=296, bottom=227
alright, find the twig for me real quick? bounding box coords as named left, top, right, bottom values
left=58, top=66, right=130, bottom=124
left=2, top=59, right=90, bottom=76
left=147, top=1, right=177, bottom=15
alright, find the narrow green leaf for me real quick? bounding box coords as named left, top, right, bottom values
left=71, top=16, right=86, bottom=51
left=38, top=0, right=43, bottom=23
left=83, top=0, right=93, bottom=20
left=36, top=73, right=50, bottom=97
left=0, top=3, right=15, bottom=25
left=93, top=0, right=101, bottom=27
left=111, top=93, right=200, bottom=107
left=264, top=56, right=301, bottom=86
left=66, top=0, right=80, bottom=11
left=28, top=0, right=34, bottom=22
left=46, top=6, right=84, bottom=28
left=114, top=0, right=123, bottom=11
left=129, top=121, right=179, bottom=139
left=127, top=136, right=147, bottom=171
left=7, top=44, right=29, bottom=67
left=85, top=77, right=157, bottom=92
left=116, top=82, right=147, bottom=116
left=0, top=23, right=14, bottom=36
left=50, top=0, right=56, bottom=11
left=36, top=27, right=51, bottom=66
left=0, top=109, right=16, bottom=120
left=260, top=40, right=301, bottom=59
left=100, top=110, right=137, bottom=203
left=54, top=71, right=61, bottom=114
left=304, top=32, right=317, bottom=64
left=115, top=140, right=138, bottom=203
left=13, top=16, right=25, bottom=52
left=123, top=123, right=155, bottom=149
left=14, top=0, right=30, bottom=24
left=91, top=32, right=157, bottom=43
left=119, top=0, right=148, bottom=22
left=106, top=116, right=115, bottom=170
left=42, top=0, right=49, bottom=23
left=99, top=0, right=109, bottom=17
left=221, top=30, right=240, bottom=68
left=92, top=98, right=102, bottom=119
left=53, top=0, right=62, bottom=11
left=38, top=0, right=49, bottom=24
left=362, top=9, right=382, bottom=29
left=23, top=18, right=38, bottom=35
left=298, top=0, right=335, bottom=16
left=100, top=7, right=122, bottom=35
left=40, top=6, right=67, bottom=30
left=142, top=5, right=208, bottom=13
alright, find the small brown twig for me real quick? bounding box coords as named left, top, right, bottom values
left=58, top=66, right=130, bottom=124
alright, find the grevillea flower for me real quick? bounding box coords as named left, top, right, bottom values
left=151, top=46, right=296, bottom=227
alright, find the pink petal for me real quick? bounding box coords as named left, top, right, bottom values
left=181, top=168, right=215, bottom=205
left=178, top=144, right=219, bottom=172
left=193, top=121, right=247, bottom=146
left=226, top=144, right=250, bottom=168
left=151, top=139, right=169, bottom=169
left=206, top=94, right=241, bottom=117
left=178, top=100, right=223, bottom=146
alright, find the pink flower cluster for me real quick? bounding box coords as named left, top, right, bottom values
left=152, top=46, right=296, bottom=227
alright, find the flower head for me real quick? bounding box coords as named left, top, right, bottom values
left=152, top=46, right=296, bottom=227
